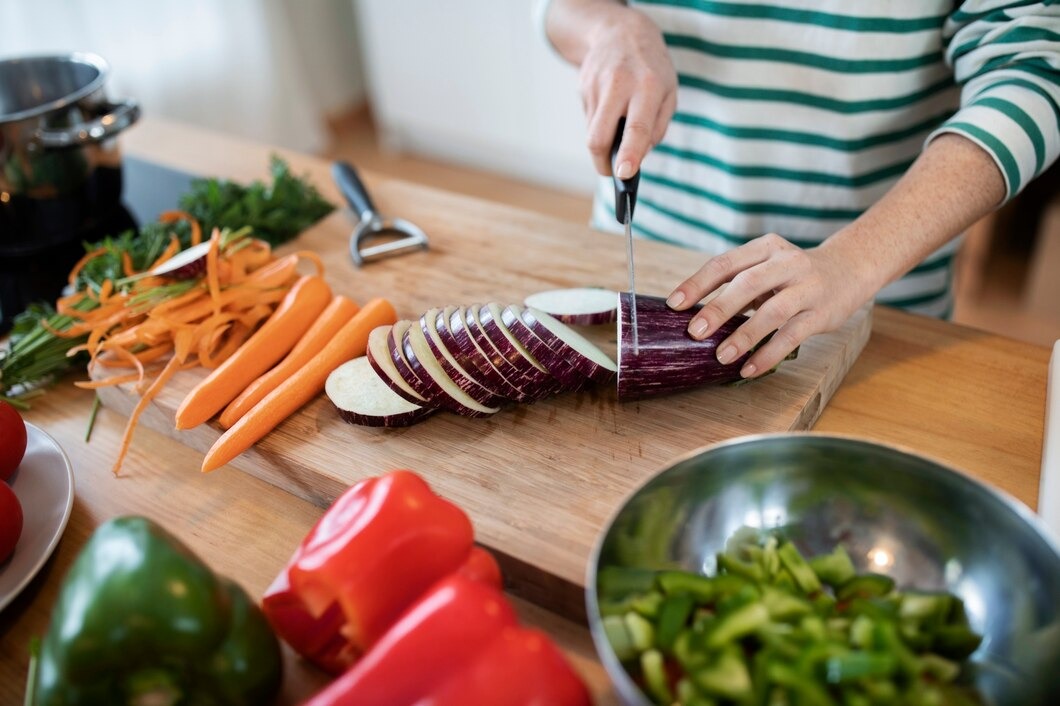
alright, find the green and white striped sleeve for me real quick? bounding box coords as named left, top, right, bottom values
left=930, top=1, right=1060, bottom=200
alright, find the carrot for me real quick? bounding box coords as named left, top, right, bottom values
left=201, top=297, right=396, bottom=472
left=174, top=274, right=334, bottom=430
left=112, top=355, right=183, bottom=475
left=218, top=295, right=361, bottom=429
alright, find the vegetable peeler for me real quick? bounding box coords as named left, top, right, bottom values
left=332, top=161, right=429, bottom=266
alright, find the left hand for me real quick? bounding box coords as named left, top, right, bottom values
left=665, top=233, right=873, bottom=378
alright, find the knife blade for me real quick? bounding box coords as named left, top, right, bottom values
left=611, top=118, right=641, bottom=354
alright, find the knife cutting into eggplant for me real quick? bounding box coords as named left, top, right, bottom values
left=611, top=117, right=641, bottom=355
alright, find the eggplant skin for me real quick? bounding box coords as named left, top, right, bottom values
left=335, top=406, right=435, bottom=427
left=617, top=293, right=759, bottom=401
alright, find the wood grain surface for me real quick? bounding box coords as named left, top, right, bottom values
left=93, top=139, right=872, bottom=618
left=0, top=119, right=1049, bottom=705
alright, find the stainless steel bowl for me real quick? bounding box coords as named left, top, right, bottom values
left=587, top=433, right=1060, bottom=706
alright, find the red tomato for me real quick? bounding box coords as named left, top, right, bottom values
left=0, top=482, right=22, bottom=563
left=0, top=401, right=27, bottom=481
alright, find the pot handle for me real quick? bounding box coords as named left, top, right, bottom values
left=32, top=99, right=141, bottom=150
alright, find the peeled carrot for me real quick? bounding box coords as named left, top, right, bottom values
left=218, top=295, right=361, bottom=429
left=201, top=297, right=396, bottom=472
left=174, top=274, right=333, bottom=430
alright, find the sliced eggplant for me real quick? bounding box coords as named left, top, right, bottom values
left=366, top=325, right=429, bottom=406
left=418, top=307, right=507, bottom=407
left=476, top=303, right=564, bottom=400
left=462, top=305, right=557, bottom=401
left=386, top=320, right=455, bottom=409
left=402, top=323, right=500, bottom=418
left=499, top=305, right=586, bottom=389
left=430, top=306, right=527, bottom=402
left=326, top=357, right=435, bottom=427
left=523, top=287, right=619, bottom=325
left=520, top=306, right=617, bottom=384
left=616, top=292, right=750, bottom=400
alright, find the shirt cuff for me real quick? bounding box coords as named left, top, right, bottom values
left=927, top=73, right=1060, bottom=201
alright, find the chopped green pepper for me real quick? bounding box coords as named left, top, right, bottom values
left=600, top=529, right=985, bottom=706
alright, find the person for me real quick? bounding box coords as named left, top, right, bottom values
left=542, top=0, right=1059, bottom=378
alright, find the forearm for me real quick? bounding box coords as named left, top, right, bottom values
left=544, top=0, right=633, bottom=65
left=821, top=134, right=1007, bottom=297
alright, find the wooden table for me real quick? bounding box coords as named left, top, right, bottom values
left=0, top=119, right=1049, bottom=704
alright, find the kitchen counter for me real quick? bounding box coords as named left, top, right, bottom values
left=0, top=118, right=1049, bottom=703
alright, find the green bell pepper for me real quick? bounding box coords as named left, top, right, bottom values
left=29, top=516, right=282, bottom=706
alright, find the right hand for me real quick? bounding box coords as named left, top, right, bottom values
left=577, top=6, right=677, bottom=178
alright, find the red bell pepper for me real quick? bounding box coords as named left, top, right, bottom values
left=303, top=574, right=593, bottom=706
left=263, top=470, right=485, bottom=673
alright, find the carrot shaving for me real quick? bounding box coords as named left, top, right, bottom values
left=159, top=210, right=203, bottom=246
left=294, top=250, right=325, bottom=276
left=121, top=251, right=135, bottom=277
left=75, top=372, right=142, bottom=390
left=96, top=344, right=171, bottom=368
left=112, top=355, right=183, bottom=475
left=67, top=247, right=108, bottom=286
left=98, top=279, right=114, bottom=303
left=206, top=228, right=223, bottom=317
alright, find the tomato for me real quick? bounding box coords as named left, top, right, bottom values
left=0, top=482, right=22, bottom=563
left=0, top=400, right=27, bottom=481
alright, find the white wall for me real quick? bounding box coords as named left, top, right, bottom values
left=0, top=0, right=367, bottom=154
left=354, top=0, right=596, bottom=195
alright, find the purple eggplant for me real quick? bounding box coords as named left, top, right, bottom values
left=617, top=292, right=758, bottom=401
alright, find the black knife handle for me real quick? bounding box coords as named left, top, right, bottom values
left=610, top=117, right=641, bottom=224
left=332, top=160, right=378, bottom=220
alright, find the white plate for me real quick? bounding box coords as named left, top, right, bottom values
left=0, top=422, right=75, bottom=612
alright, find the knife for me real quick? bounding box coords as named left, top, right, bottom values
left=611, top=117, right=642, bottom=354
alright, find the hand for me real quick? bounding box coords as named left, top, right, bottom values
left=665, top=234, right=874, bottom=378
left=577, top=7, right=677, bottom=177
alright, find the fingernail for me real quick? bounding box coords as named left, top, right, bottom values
left=616, top=161, right=633, bottom=179
left=741, top=363, right=757, bottom=378
left=717, top=345, right=737, bottom=364
left=688, top=319, right=709, bottom=339
left=666, top=291, right=685, bottom=309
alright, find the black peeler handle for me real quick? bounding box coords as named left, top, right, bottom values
left=610, top=116, right=641, bottom=224
left=332, top=161, right=378, bottom=221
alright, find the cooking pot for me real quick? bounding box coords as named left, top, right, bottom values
left=0, top=52, right=139, bottom=331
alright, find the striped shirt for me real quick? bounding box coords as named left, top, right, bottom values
left=551, top=1, right=1060, bottom=317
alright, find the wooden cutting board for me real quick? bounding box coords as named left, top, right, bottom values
left=95, top=170, right=871, bottom=620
